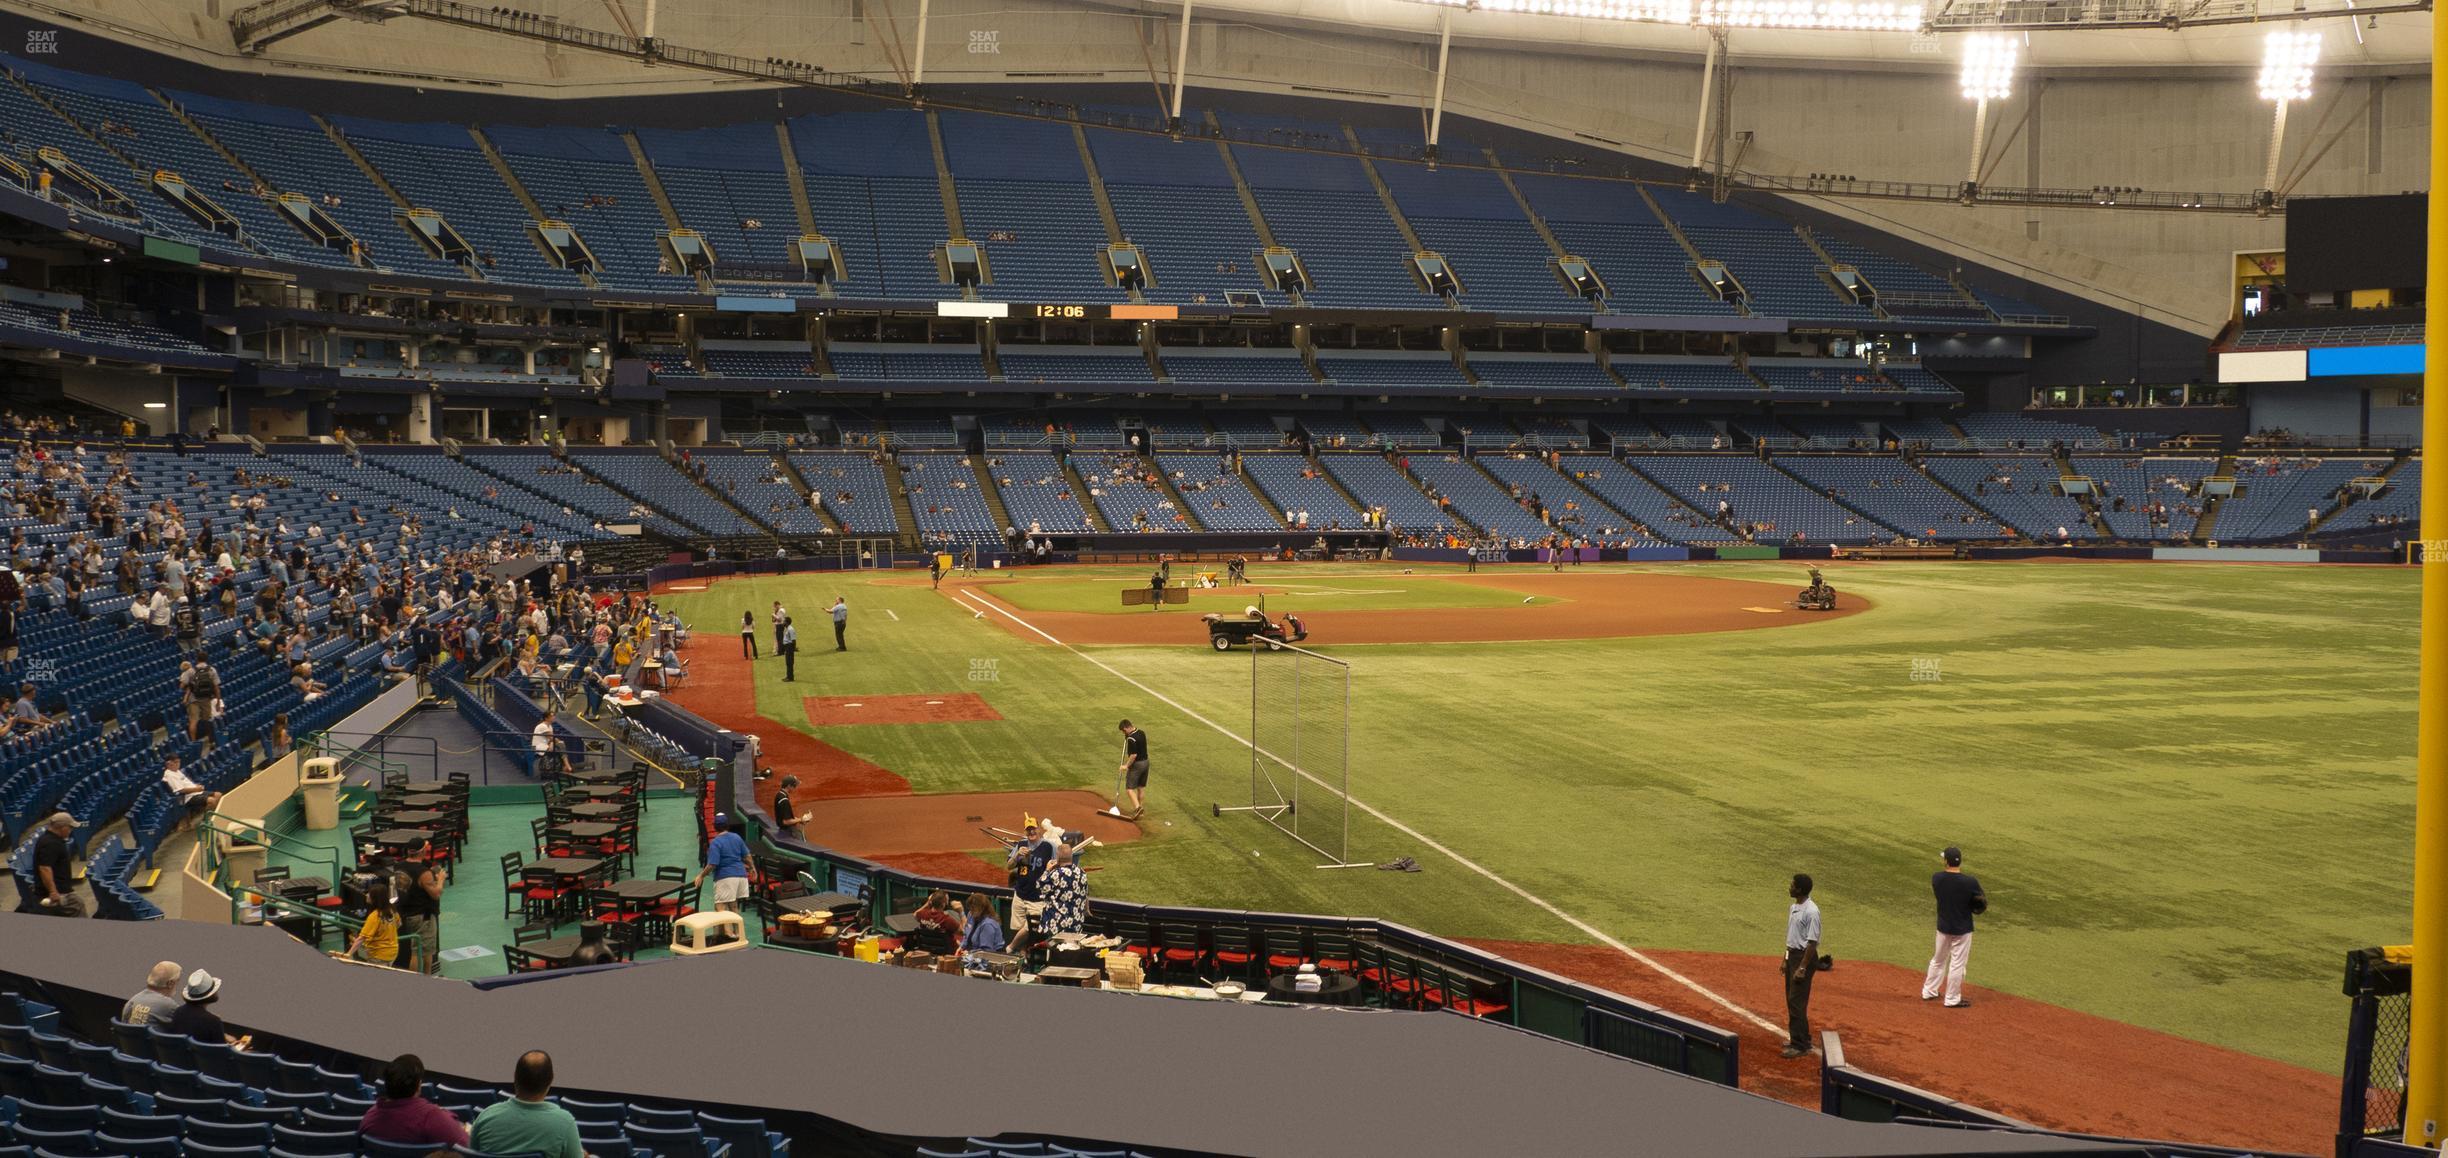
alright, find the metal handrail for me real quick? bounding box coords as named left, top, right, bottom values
left=304, top=729, right=412, bottom=780
left=231, top=885, right=429, bottom=968
left=199, top=811, right=346, bottom=894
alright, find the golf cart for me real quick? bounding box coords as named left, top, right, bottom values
left=1202, top=607, right=1309, bottom=651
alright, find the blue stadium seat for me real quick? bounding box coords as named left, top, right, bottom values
left=1230, top=142, right=1429, bottom=309
left=483, top=124, right=700, bottom=294
left=2073, top=455, right=2219, bottom=540
left=1632, top=454, right=1882, bottom=544
left=2, top=1126, right=92, bottom=1157
left=1774, top=457, right=1990, bottom=541
left=697, top=1111, right=792, bottom=1157
left=1084, top=128, right=1273, bottom=307
left=328, top=117, right=581, bottom=289
left=182, top=1118, right=274, bottom=1147
left=1407, top=455, right=1551, bottom=539
left=1922, top=457, right=2093, bottom=540
left=94, top=1109, right=179, bottom=1140
left=97, top=1134, right=184, bottom=1156
left=898, top=452, right=1002, bottom=547
left=626, top=1121, right=728, bottom=1156
left=10, top=1105, right=98, bottom=1134
left=359, top=1137, right=444, bottom=1158
left=786, top=451, right=906, bottom=537
left=178, top=1144, right=270, bottom=1158
left=267, top=1123, right=356, bottom=1155
left=1317, top=454, right=1453, bottom=533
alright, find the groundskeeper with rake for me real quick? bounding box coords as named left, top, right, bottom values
left=1109, top=718, right=1150, bottom=820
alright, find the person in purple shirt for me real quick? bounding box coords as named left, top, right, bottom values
left=359, top=1054, right=470, bottom=1149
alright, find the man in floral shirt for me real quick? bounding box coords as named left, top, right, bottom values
left=1035, top=844, right=1089, bottom=939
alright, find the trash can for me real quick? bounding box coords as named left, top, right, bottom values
left=216, top=816, right=268, bottom=884
left=298, top=756, right=344, bottom=831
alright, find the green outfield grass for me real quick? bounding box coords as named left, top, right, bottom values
left=661, top=561, right=2415, bottom=1074
left=976, top=567, right=1557, bottom=614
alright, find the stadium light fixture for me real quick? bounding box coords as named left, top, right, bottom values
left=1958, top=33, right=2014, bottom=100
left=2257, top=29, right=2320, bottom=192
left=1957, top=34, right=2015, bottom=195
left=2257, top=27, right=2320, bottom=101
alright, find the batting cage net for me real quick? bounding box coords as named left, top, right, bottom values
left=1214, top=640, right=1365, bottom=868
left=2339, top=946, right=2412, bottom=1150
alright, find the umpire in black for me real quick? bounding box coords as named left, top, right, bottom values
left=779, top=616, right=798, bottom=682
left=1781, top=873, right=1822, bottom=1059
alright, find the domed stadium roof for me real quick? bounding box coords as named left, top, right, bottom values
left=27, top=0, right=2434, bottom=79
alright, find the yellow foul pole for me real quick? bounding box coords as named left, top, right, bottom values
left=2410, top=10, right=2448, bottom=1143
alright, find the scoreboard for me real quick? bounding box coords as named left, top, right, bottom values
left=935, top=301, right=1180, bottom=321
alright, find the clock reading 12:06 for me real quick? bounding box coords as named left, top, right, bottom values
left=1030, top=304, right=1091, bottom=319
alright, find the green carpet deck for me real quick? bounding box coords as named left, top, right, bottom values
left=264, top=793, right=708, bottom=979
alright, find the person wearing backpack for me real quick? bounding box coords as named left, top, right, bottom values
left=185, top=656, right=219, bottom=740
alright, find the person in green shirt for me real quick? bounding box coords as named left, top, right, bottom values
left=469, top=1051, right=586, bottom=1158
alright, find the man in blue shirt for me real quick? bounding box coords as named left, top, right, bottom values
left=829, top=596, right=848, bottom=651
left=1003, top=822, right=1053, bottom=950
left=1922, top=845, right=1986, bottom=1008
left=694, top=813, right=753, bottom=913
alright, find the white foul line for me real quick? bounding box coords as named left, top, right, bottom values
left=957, top=588, right=1782, bottom=1037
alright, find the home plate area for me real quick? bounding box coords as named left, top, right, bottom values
left=802, top=693, right=1005, bottom=726
left=799, top=790, right=1142, bottom=857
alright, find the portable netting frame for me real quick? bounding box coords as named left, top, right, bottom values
left=1212, top=637, right=1368, bottom=869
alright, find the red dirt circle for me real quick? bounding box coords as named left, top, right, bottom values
left=958, top=569, right=1866, bottom=645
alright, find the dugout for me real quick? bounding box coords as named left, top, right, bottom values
left=0, top=914, right=2145, bottom=1156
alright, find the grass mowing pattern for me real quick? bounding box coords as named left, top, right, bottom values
left=662, top=561, right=2413, bottom=1073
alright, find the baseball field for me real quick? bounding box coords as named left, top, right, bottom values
left=656, top=559, right=2415, bottom=1151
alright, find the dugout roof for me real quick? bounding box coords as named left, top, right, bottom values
left=0, top=914, right=2139, bottom=1156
